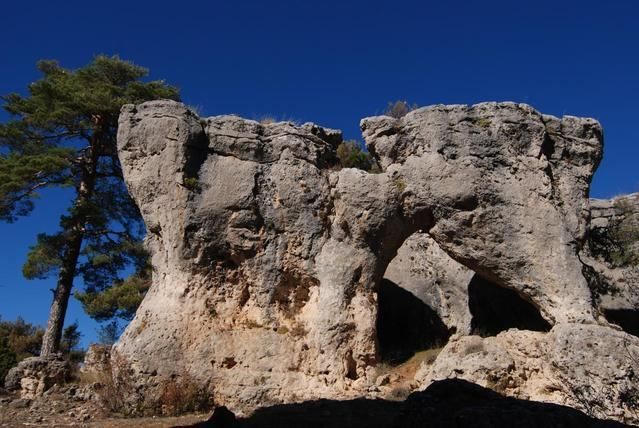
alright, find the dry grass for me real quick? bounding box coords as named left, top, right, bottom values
left=84, top=354, right=211, bottom=417
left=375, top=347, right=445, bottom=401
left=158, top=372, right=211, bottom=416
left=258, top=116, right=277, bottom=125
left=395, top=348, right=443, bottom=378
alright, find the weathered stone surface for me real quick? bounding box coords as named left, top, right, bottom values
left=82, top=345, right=111, bottom=375
left=416, top=323, right=639, bottom=425
left=4, top=355, right=69, bottom=399
left=115, top=101, right=348, bottom=414
left=114, top=100, right=614, bottom=416
left=361, top=103, right=602, bottom=325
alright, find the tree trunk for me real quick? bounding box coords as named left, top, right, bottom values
left=40, top=144, right=99, bottom=357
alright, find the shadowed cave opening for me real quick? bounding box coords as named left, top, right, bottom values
left=604, top=309, right=639, bottom=337
left=376, top=279, right=450, bottom=365
left=468, top=274, right=551, bottom=336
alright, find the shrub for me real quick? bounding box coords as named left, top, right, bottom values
left=90, top=352, right=149, bottom=416
left=182, top=177, right=201, bottom=192
left=0, top=341, right=17, bottom=386
left=384, top=100, right=418, bottom=119
left=0, top=317, right=44, bottom=383
left=258, top=116, right=277, bottom=125
left=0, top=317, right=43, bottom=360
left=336, top=140, right=379, bottom=172
left=90, top=353, right=211, bottom=417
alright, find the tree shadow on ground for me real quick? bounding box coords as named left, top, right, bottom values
left=183, top=379, right=627, bottom=428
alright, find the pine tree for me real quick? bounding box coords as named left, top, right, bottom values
left=0, top=56, right=179, bottom=356
left=60, top=321, right=82, bottom=355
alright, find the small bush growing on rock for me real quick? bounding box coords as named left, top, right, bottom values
left=258, top=115, right=277, bottom=125
left=384, top=100, right=418, bottom=119
left=336, top=140, right=380, bottom=172
left=589, top=198, right=639, bottom=269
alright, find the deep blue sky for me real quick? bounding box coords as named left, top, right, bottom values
left=1, top=0, right=638, bottom=347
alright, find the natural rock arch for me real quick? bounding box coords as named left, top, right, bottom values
left=114, top=100, right=603, bottom=414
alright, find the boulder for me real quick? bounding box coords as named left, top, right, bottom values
left=416, top=323, right=639, bottom=425
left=4, top=355, right=69, bottom=399
left=81, top=344, right=111, bottom=375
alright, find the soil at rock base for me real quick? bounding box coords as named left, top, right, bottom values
left=2, top=378, right=631, bottom=428
left=0, top=388, right=207, bottom=427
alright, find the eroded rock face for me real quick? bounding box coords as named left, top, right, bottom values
left=5, top=355, right=69, bottom=399
left=114, top=100, right=610, bottom=415
left=361, top=103, right=602, bottom=325
left=416, top=324, right=639, bottom=425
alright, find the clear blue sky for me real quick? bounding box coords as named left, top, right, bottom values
left=1, top=0, right=638, bottom=347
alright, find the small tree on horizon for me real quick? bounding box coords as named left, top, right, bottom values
left=0, top=56, right=180, bottom=356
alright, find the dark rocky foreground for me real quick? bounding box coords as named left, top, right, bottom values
left=185, top=380, right=629, bottom=428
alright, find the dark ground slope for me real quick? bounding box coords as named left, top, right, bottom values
left=186, top=379, right=630, bottom=428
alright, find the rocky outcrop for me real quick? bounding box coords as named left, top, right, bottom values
left=359, top=103, right=601, bottom=325
left=81, top=345, right=111, bottom=375
left=4, top=355, right=69, bottom=399
left=416, top=324, right=639, bottom=424
left=113, top=100, right=638, bottom=422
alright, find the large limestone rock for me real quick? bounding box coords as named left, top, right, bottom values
left=416, top=324, right=639, bottom=425
left=114, top=100, right=619, bottom=416
left=360, top=103, right=602, bottom=325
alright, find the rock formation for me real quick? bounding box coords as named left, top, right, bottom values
left=4, top=355, right=69, bottom=399
left=111, top=100, right=638, bottom=424
left=583, top=194, right=639, bottom=321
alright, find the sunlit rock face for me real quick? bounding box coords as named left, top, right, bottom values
left=112, top=100, right=638, bottom=424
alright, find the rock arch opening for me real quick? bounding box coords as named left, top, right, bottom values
left=603, top=309, right=639, bottom=337
left=376, top=278, right=450, bottom=365
left=468, top=274, right=551, bottom=336
left=376, top=233, right=456, bottom=366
